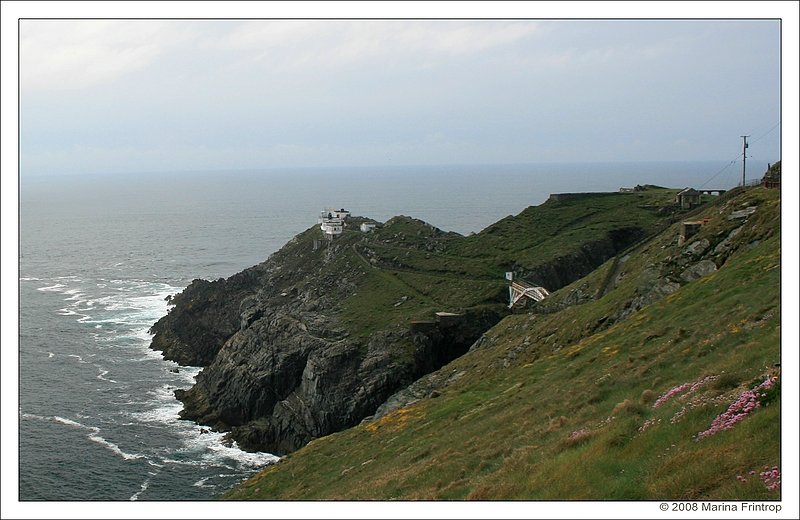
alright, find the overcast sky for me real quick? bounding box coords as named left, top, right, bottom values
left=18, top=18, right=781, bottom=176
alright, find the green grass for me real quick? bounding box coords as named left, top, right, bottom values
left=332, top=188, right=688, bottom=341
left=225, top=187, right=780, bottom=501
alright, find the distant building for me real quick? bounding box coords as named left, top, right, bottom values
left=318, top=208, right=351, bottom=223
left=360, top=223, right=377, bottom=232
left=320, top=218, right=344, bottom=237
left=676, top=188, right=701, bottom=209
left=319, top=207, right=349, bottom=238
left=762, top=162, right=781, bottom=189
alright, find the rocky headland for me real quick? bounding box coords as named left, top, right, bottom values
left=149, top=189, right=694, bottom=454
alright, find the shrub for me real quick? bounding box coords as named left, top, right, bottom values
left=640, top=389, right=656, bottom=405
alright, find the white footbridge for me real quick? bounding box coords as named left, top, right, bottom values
left=506, top=272, right=550, bottom=309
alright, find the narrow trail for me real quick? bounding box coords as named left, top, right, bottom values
left=350, top=243, right=444, bottom=307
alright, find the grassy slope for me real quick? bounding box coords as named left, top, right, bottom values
left=225, top=187, right=781, bottom=501
left=335, top=189, right=681, bottom=337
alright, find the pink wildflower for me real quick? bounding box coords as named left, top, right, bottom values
left=653, top=383, right=692, bottom=408
left=697, top=378, right=773, bottom=439
left=654, top=375, right=719, bottom=409
left=759, top=465, right=780, bottom=491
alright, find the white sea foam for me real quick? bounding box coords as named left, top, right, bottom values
left=20, top=276, right=41, bottom=281
left=63, top=289, right=84, bottom=301
left=130, top=402, right=183, bottom=424
left=38, top=284, right=66, bottom=292
left=52, top=416, right=94, bottom=430
left=97, top=369, right=118, bottom=384
left=177, top=366, right=203, bottom=386
left=47, top=352, right=55, bottom=358
left=176, top=428, right=280, bottom=470
left=67, top=354, right=89, bottom=364
left=129, top=477, right=151, bottom=501
left=192, top=476, right=215, bottom=488
left=205, top=441, right=280, bottom=468
left=87, top=433, right=145, bottom=461
left=20, top=412, right=48, bottom=421
left=125, top=383, right=187, bottom=426
left=130, top=348, right=167, bottom=363
left=162, top=458, right=215, bottom=468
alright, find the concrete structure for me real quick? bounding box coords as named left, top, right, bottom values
left=676, top=188, right=702, bottom=209
left=678, top=220, right=707, bottom=246
left=320, top=218, right=344, bottom=237
left=319, top=207, right=348, bottom=238
left=360, top=223, right=377, bottom=232
left=435, top=312, right=464, bottom=327
left=409, top=312, right=464, bottom=333
left=319, top=208, right=350, bottom=222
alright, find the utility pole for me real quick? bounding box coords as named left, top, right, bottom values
left=741, top=135, right=749, bottom=186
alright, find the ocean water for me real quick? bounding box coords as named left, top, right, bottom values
left=17, top=161, right=762, bottom=501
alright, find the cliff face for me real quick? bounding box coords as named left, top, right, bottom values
left=149, top=266, right=269, bottom=366
left=150, top=190, right=686, bottom=454
left=151, top=225, right=506, bottom=454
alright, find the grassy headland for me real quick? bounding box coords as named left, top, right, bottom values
left=225, top=186, right=780, bottom=500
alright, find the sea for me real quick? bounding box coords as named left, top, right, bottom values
left=15, top=161, right=761, bottom=502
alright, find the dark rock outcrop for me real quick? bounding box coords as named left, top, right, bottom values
left=149, top=221, right=503, bottom=455
left=149, top=266, right=269, bottom=366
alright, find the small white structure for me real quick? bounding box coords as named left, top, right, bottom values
left=360, top=223, right=376, bottom=232
left=506, top=272, right=549, bottom=308
left=319, top=208, right=349, bottom=222
left=319, top=208, right=348, bottom=239
left=321, top=218, right=343, bottom=237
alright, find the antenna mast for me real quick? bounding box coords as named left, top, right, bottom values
left=740, top=135, right=750, bottom=186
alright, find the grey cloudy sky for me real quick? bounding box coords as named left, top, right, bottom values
left=19, top=18, right=781, bottom=176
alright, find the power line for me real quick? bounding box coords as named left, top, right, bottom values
left=698, top=155, right=741, bottom=189
left=750, top=120, right=781, bottom=145
left=698, top=121, right=780, bottom=189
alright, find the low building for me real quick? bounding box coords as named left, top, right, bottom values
left=319, top=208, right=351, bottom=223
left=360, top=223, right=376, bottom=232
left=320, top=217, right=343, bottom=237
left=676, top=188, right=701, bottom=209
left=319, top=207, right=348, bottom=238
left=762, top=162, right=781, bottom=189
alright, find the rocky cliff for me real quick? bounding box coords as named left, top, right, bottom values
left=150, top=189, right=687, bottom=454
